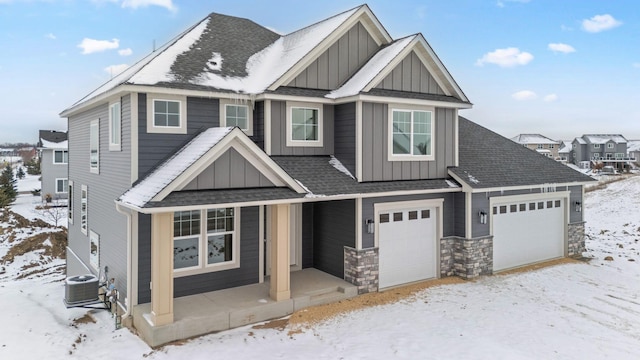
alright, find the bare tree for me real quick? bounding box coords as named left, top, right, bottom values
left=35, top=201, right=67, bottom=227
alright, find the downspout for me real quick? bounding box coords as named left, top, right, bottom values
left=115, top=202, right=134, bottom=322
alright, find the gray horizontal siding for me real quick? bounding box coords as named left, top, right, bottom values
left=287, top=22, right=378, bottom=90
left=362, top=193, right=455, bottom=249
left=270, top=100, right=334, bottom=156
left=312, top=200, right=355, bottom=278
left=361, top=102, right=456, bottom=181
left=138, top=95, right=219, bottom=178
left=67, top=94, right=132, bottom=301
left=182, top=147, right=274, bottom=190
left=334, top=102, right=356, bottom=177
left=376, top=51, right=445, bottom=94
left=40, top=149, right=68, bottom=200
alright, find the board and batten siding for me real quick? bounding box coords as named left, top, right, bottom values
left=40, top=149, right=68, bottom=199
left=361, top=193, right=455, bottom=249
left=334, top=102, right=357, bottom=177
left=375, top=51, right=445, bottom=94
left=182, top=147, right=275, bottom=190
left=287, top=22, right=379, bottom=90
left=252, top=101, right=265, bottom=150
left=67, top=94, right=132, bottom=302
left=312, top=200, right=356, bottom=278
left=269, top=100, right=335, bottom=156
left=361, top=102, right=456, bottom=181
left=137, top=207, right=260, bottom=303
left=137, top=95, right=219, bottom=178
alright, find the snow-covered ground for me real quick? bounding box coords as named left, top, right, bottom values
left=0, top=176, right=639, bottom=359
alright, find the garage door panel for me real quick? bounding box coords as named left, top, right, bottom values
left=493, top=198, right=565, bottom=271
left=378, top=206, right=437, bottom=289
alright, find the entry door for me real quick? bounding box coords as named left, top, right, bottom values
left=378, top=206, right=437, bottom=289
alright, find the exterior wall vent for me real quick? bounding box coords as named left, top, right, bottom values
left=64, top=274, right=99, bottom=305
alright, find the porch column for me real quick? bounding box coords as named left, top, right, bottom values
left=269, top=204, right=290, bottom=301
left=150, top=212, right=174, bottom=326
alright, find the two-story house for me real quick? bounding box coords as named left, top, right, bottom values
left=61, top=5, right=594, bottom=346
left=571, top=134, right=635, bottom=170
left=37, top=130, right=68, bottom=202
left=511, top=134, right=561, bottom=159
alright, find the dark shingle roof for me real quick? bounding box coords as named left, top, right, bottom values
left=37, top=130, right=67, bottom=146
left=365, top=88, right=471, bottom=105
left=145, top=187, right=304, bottom=208
left=265, top=87, right=331, bottom=98
left=450, top=117, right=595, bottom=189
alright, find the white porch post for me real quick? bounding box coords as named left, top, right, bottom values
left=150, top=212, right=174, bottom=326
left=269, top=203, right=290, bottom=301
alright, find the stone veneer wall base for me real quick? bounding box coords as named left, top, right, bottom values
left=568, top=222, right=586, bottom=257
left=441, top=236, right=493, bottom=280
left=344, top=247, right=378, bottom=294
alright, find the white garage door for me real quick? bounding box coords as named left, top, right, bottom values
left=378, top=206, right=437, bottom=289
left=492, top=197, right=565, bottom=271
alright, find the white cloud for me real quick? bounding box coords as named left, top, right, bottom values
left=543, top=94, right=558, bottom=102
left=512, top=90, right=537, bottom=101
left=582, top=14, right=622, bottom=33
left=78, top=38, right=119, bottom=54
left=104, top=64, right=129, bottom=77
left=476, top=47, right=533, bottom=67
left=118, top=48, right=133, bottom=56
left=121, top=0, right=176, bottom=12
left=561, top=25, right=573, bottom=31
left=45, top=33, right=56, bottom=40
left=496, top=0, right=530, bottom=7
left=548, top=43, right=575, bottom=54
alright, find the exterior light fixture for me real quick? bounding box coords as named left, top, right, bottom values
left=365, top=219, right=375, bottom=234
left=478, top=211, right=488, bottom=224
left=574, top=201, right=582, bottom=212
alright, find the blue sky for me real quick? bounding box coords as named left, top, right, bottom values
left=1, top=0, right=639, bottom=144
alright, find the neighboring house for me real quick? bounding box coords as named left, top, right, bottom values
left=570, top=134, right=635, bottom=170
left=627, top=140, right=640, bottom=167
left=37, top=130, right=68, bottom=201
left=558, top=140, right=572, bottom=162
left=511, top=134, right=561, bottom=160
left=60, top=5, right=595, bottom=346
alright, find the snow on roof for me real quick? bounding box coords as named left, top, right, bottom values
left=574, top=137, right=586, bottom=144
left=192, top=7, right=358, bottom=93
left=119, top=127, right=233, bottom=208
left=511, top=134, right=558, bottom=145
left=39, top=139, right=68, bottom=149
left=329, top=155, right=355, bottom=179
left=583, top=134, right=627, bottom=144
left=627, top=140, right=640, bottom=152
left=326, top=36, right=414, bottom=99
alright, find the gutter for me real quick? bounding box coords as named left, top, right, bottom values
left=115, top=202, right=135, bottom=323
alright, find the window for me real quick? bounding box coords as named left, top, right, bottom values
left=221, top=100, right=253, bottom=135
left=537, top=144, right=544, bottom=149
left=90, top=120, right=99, bottom=173
left=594, top=144, right=600, bottom=149
left=607, top=143, right=614, bottom=149
left=379, top=213, right=390, bottom=223
left=53, top=150, right=68, bottom=164
left=68, top=181, right=73, bottom=224
left=389, top=107, right=434, bottom=161
left=146, top=94, right=187, bottom=134
left=615, top=153, right=624, bottom=159
left=81, top=185, right=88, bottom=235
left=173, top=207, right=239, bottom=274
left=549, top=144, right=555, bottom=149
left=109, top=101, right=121, bottom=151
left=55, top=178, right=68, bottom=194
left=89, top=230, right=99, bottom=272
left=393, top=212, right=403, bottom=222
left=592, top=152, right=600, bottom=159
left=286, top=102, right=323, bottom=147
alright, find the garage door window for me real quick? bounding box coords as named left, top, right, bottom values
left=519, top=203, right=526, bottom=212
left=422, top=209, right=430, bottom=219
left=510, top=205, right=517, bottom=213
left=409, top=211, right=418, bottom=220
left=380, top=213, right=390, bottom=223
left=547, top=201, right=553, bottom=208
left=393, top=212, right=403, bottom=222
left=555, top=200, right=561, bottom=207
left=538, top=202, right=544, bottom=209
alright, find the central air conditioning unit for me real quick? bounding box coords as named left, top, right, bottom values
left=64, top=274, right=99, bottom=306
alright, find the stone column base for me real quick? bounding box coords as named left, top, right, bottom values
left=568, top=222, right=586, bottom=257
left=441, top=236, right=493, bottom=279
left=344, top=247, right=378, bottom=294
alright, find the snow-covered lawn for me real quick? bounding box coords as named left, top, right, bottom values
left=0, top=176, right=639, bottom=359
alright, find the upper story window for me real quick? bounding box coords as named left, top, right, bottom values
left=53, top=150, right=68, bottom=164
left=173, top=207, right=239, bottom=276
left=90, top=120, right=99, bottom=174
left=68, top=181, right=73, bottom=224
left=81, top=185, right=88, bottom=235
left=607, top=143, right=614, bottom=149
left=109, top=101, right=121, bottom=151
left=146, top=94, right=187, bottom=134
left=220, top=100, right=253, bottom=136
left=549, top=144, right=554, bottom=149
left=593, top=144, right=600, bottom=149
left=388, top=106, right=435, bottom=161
left=536, top=144, right=544, bottom=149
left=286, top=101, right=323, bottom=147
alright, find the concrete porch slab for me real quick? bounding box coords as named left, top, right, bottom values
left=132, top=268, right=357, bottom=347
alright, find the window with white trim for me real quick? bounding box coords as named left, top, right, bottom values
left=109, top=101, right=121, bottom=151
left=389, top=107, right=434, bottom=160
left=81, top=185, right=88, bottom=235
left=89, top=230, right=99, bottom=272
left=537, top=144, right=544, bottom=149
left=594, top=144, right=600, bottom=149
left=173, top=207, right=239, bottom=275
left=90, top=120, right=99, bottom=173
left=286, top=102, right=323, bottom=147
left=221, top=100, right=253, bottom=136
left=55, top=178, right=68, bottom=194
left=53, top=150, right=68, bottom=164
left=607, top=143, right=614, bottom=149
left=592, top=152, right=600, bottom=159
left=615, top=153, right=624, bottom=159
left=146, top=94, right=187, bottom=134
left=68, top=181, right=73, bottom=224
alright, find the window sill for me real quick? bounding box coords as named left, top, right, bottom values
left=173, top=261, right=240, bottom=277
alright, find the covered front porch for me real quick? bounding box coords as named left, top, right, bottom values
left=132, top=268, right=357, bottom=347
